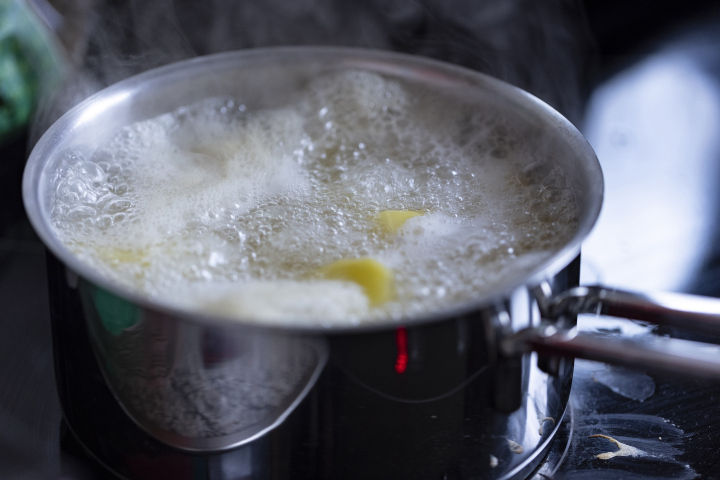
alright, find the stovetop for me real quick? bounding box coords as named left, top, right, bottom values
left=2, top=4, right=720, bottom=479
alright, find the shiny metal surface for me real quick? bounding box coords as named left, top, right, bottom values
left=527, top=331, right=720, bottom=379
left=552, top=286, right=720, bottom=335
left=81, top=283, right=330, bottom=451
left=23, top=47, right=601, bottom=478
left=501, top=285, right=720, bottom=380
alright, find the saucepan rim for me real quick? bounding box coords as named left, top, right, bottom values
left=22, top=45, right=604, bottom=334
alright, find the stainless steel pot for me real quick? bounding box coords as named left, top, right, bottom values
left=23, top=47, right=720, bottom=480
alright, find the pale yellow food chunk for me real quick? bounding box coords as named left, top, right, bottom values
left=374, top=210, right=422, bottom=234
left=202, top=280, right=370, bottom=322
left=318, top=258, right=395, bottom=307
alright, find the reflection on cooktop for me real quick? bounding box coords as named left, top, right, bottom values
left=532, top=359, right=720, bottom=479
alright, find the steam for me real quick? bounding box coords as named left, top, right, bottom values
left=33, top=0, right=594, bottom=141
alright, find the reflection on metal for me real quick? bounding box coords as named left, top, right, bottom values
left=527, top=329, right=720, bottom=379
left=507, top=439, right=525, bottom=454
left=81, top=282, right=329, bottom=452
left=538, top=416, right=555, bottom=436
left=507, top=284, right=720, bottom=379
left=551, top=285, right=720, bottom=336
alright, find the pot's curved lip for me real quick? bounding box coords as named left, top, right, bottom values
left=23, top=45, right=603, bottom=335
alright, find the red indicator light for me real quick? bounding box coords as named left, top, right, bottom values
left=395, top=327, right=408, bottom=374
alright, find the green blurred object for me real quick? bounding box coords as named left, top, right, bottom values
left=0, top=0, right=65, bottom=145
left=92, top=286, right=142, bottom=335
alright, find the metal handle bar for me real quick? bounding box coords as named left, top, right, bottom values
left=549, top=285, right=720, bottom=336
left=506, top=285, right=720, bottom=379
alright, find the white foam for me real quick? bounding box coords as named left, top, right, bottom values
left=50, top=70, right=579, bottom=325
left=191, top=280, right=369, bottom=325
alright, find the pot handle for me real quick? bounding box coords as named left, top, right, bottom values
left=542, top=285, right=720, bottom=336
left=504, top=285, right=720, bottom=379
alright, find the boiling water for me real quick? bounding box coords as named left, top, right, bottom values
left=50, top=70, right=578, bottom=326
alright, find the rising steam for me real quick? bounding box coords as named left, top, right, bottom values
left=34, top=0, right=594, bottom=141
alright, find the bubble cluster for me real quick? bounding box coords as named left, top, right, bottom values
left=50, top=70, right=579, bottom=325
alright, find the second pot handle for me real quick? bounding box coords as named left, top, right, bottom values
left=504, top=284, right=720, bottom=379
left=543, top=285, right=720, bottom=336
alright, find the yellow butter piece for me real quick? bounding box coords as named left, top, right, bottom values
left=374, top=210, right=422, bottom=234
left=318, top=258, right=395, bottom=307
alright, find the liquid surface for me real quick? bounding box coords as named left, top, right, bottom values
left=50, top=70, right=578, bottom=326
